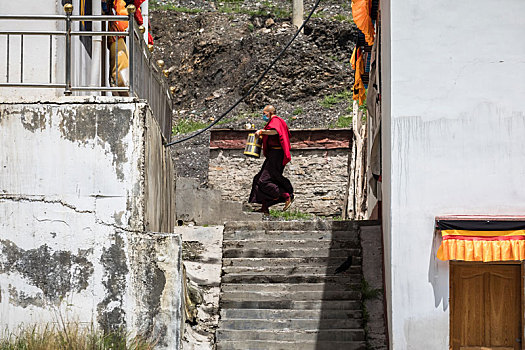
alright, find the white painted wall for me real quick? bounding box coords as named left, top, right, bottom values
left=0, top=98, right=180, bottom=348
left=383, top=0, right=525, bottom=348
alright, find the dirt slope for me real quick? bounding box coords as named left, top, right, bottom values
left=150, top=1, right=358, bottom=182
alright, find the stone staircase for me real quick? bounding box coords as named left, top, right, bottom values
left=216, top=220, right=375, bottom=350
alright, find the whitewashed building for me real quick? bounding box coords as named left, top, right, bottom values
left=379, top=0, right=525, bottom=348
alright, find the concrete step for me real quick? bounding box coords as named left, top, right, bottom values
left=224, top=221, right=332, bottom=232
left=223, top=247, right=360, bottom=258
left=223, top=229, right=359, bottom=241
left=223, top=220, right=379, bottom=233
left=216, top=340, right=366, bottom=350
left=218, top=318, right=362, bottom=330
left=219, top=299, right=361, bottom=310
left=222, top=265, right=361, bottom=276
left=223, top=257, right=361, bottom=268
left=222, top=273, right=362, bottom=284
left=216, top=329, right=365, bottom=342
left=221, top=283, right=360, bottom=293
left=220, top=290, right=361, bottom=302
left=220, top=308, right=363, bottom=320
left=221, top=201, right=263, bottom=222
left=223, top=239, right=360, bottom=250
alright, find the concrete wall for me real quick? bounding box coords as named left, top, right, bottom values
left=0, top=98, right=181, bottom=348
left=208, top=129, right=352, bottom=217
left=383, top=0, right=525, bottom=348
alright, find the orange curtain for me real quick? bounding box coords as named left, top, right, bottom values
left=351, top=0, right=375, bottom=46
left=437, top=230, right=525, bottom=262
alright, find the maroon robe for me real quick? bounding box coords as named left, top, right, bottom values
left=249, top=116, right=294, bottom=208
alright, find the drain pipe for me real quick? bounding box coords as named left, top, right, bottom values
left=90, top=0, right=102, bottom=94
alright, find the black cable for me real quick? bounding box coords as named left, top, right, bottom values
left=166, top=0, right=322, bottom=147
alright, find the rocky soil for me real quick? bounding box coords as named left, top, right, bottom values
left=150, top=0, right=358, bottom=183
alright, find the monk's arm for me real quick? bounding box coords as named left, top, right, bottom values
left=256, top=129, right=278, bottom=137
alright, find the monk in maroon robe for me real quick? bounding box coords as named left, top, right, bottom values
left=249, top=105, right=294, bottom=214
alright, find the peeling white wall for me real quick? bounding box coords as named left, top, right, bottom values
left=0, top=98, right=180, bottom=348
left=383, top=0, right=525, bottom=348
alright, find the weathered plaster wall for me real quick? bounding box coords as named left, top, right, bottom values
left=0, top=98, right=181, bottom=348
left=208, top=129, right=352, bottom=217
left=383, top=0, right=525, bottom=348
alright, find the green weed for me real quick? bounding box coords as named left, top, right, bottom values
left=332, top=14, right=354, bottom=24
left=0, top=323, right=155, bottom=350
left=320, top=95, right=338, bottom=108
left=150, top=1, right=203, bottom=13
left=292, top=107, right=303, bottom=115
left=172, top=119, right=208, bottom=135
left=320, top=90, right=352, bottom=109
left=336, top=115, right=352, bottom=128
left=269, top=209, right=312, bottom=220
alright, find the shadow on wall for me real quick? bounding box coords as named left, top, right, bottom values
left=428, top=228, right=449, bottom=311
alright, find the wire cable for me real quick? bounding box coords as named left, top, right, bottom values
left=166, top=0, right=322, bottom=147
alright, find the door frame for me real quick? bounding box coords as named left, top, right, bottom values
left=449, top=261, right=524, bottom=350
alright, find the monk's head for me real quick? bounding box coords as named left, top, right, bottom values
left=263, top=105, right=276, bottom=117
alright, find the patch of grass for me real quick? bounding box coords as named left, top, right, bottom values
left=319, top=89, right=353, bottom=109
left=172, top=119, right=208, bottom=135
left=311, top=12, right=327, bottom=19
left=332, top=14, right=354, bottom=24
left=269, top=209, right=312, bottom=221
left=292, top=107, right=303, bottom=115
left=218, top=3, right=267, bottom=17
left=320, top=95, right=338, bottom=108
left=150, top=1, right=203, bottom=13
left=0, top=324, right=155, bottom=350
left=336, top=115, right=352, bottom=128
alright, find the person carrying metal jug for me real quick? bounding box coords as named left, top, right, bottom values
left=248, top=105, right=294, bottom=215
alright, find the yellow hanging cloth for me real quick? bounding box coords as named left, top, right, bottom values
left=350, top=47, right=366, bottom=105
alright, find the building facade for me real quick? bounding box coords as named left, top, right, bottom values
left=381, top=0, right=525, bottom=348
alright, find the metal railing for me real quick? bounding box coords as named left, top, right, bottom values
left=0, top=4, right=173, bottom=141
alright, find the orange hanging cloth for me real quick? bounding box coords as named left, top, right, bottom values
left=351, top=0, right=375, bottom=46
left=350, top=47, right=366, bottom=105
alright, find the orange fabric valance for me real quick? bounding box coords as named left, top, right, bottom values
left=436, top=219, right=525, bottom=262
left=351, top=0, right=375, bottom=46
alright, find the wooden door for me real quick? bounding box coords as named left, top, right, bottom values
left=450, top=263, right=522, bottom=350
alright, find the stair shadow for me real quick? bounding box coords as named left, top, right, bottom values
left=314, top=220, right=366, bottom=350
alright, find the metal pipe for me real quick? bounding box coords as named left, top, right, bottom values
left=49, top=35, right=53, bottom=83
left=71, top=31, right=128, bottom=36
left=6, top=34, right=9, bottom=83
left=115, top=34, right=118, bottom=90
left=71, top=86, right=128, bottom=91
left=90, top=0, right=102, bottom=94
left=0, top=83, right=66, bottom=88
left=0, top=31, right=66, bottom=35
left=64, top=4, right=73, bottom=95
left=0, top=15, right=67, bottom=20
left=70, top=15, right=128, bottom=21
left=20, top=35, right=23, bottom=83
left=127, top=5, right=135, bottom=95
